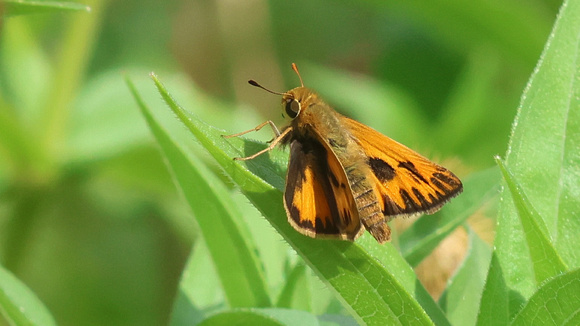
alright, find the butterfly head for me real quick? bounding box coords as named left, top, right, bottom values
left=283, top=87, right=321, bottom=119
left=248, top=63, right=319, bottom=120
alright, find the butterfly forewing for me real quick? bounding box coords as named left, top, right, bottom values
left=284, top=139, right=363, bottom=240
left=343, top=117, right=463, bottom=218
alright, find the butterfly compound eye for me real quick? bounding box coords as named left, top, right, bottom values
left=285, top=99, right=301, bottom=118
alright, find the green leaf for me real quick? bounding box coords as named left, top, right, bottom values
left=147, top=73, right=448, bottom=325
left=38, top=0, right=102, bottom=168
left=493, top=0, right=580, bottom=315
left=198, top=308, right=319, bottom=326
left=0, top=108, right=37, bottom=173
left=476, top=253, right=510, bottom=326
left=127, top=76, right=271, bottom=308
left=400, top=167, right=499, bottom=267
left=276, top=262, right=310, bottom=310
left=510, top=269, right=580, bottom=326
left=170, top=242, right=222, bottom=326
left=4, top=1, right=90, bottom=16
left=439, top=229, right=492, bottom=326
left=496, top=158, right=568, bottom=284
left=0, top=264, right=57, bottom=326
left=0, top=18, right=51, bottom=170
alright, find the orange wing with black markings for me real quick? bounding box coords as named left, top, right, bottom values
left=343, top=117, right=463, bottom=219
left=227, top=63, right=463, bottom=243
left=283, top=139, right=363, bottom=240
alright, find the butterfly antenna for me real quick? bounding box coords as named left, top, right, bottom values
left=248, top=80, right=285, bottom=95
left=291, top=63, right=304, bottom=87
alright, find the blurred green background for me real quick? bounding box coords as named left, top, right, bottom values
left=0, top=0, right=561, bottom=325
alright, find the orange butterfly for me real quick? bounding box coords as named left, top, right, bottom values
left=225, top=63, right=463, bottom=244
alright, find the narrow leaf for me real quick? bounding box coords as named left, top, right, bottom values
left=4, top=1, right=90, bottom=16
left=496, top=158, right=568, bottom=284
left=127, top=76, right=271, bottom=308
left=0, top=265, right=57, bottom=326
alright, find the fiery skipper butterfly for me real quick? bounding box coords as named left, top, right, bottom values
left=225, top=63, right=463, bottom=244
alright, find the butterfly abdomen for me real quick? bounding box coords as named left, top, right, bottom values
left=343, top=162, right=392, bottom=243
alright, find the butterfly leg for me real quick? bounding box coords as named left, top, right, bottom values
left=223, top=120, right=281, bottom=138
left=233, top=127, right=292, bottom=161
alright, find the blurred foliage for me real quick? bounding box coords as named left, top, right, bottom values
left=0, top=0, right=574, bottom=325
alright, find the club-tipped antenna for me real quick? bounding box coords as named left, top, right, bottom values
left=291, top=63, right=304, bottom=87
left=248, top=80, right=285, bottom=95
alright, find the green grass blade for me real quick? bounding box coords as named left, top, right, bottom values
left=4, top=0, right=90, bottom=16
left=126, top=75, right=271, bottom=308
left=509, top=269, right=580, bottom=326
left=401, top=167, right=499, bottom=267
left=148, top=73, right=447, bottom=325
left=0, top=265, right=57, bottom=326
left=493, top=0, right=580, bottom=314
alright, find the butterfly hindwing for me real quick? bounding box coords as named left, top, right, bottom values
left=284, top=139, right=362, bottom=240
left=343, top=117, right=463, bottom=218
